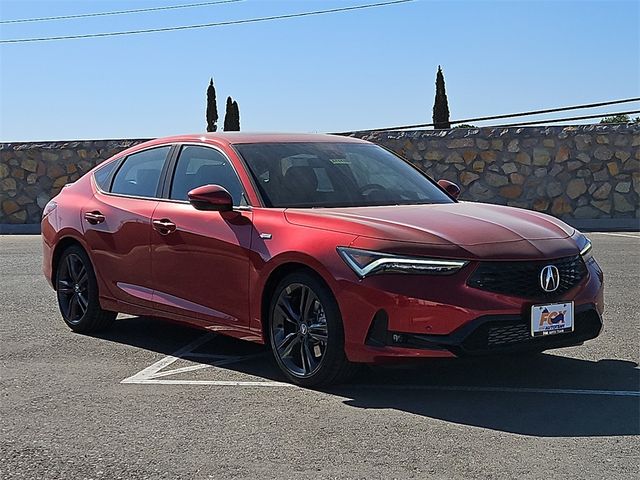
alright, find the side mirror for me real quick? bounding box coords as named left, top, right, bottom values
left=437, top=179, right=461, bottom=199
left=187, top=184, right=234, bottom=212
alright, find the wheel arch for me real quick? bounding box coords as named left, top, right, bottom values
left=260, top=262, right=336, bottom=346
left=51, top=236, right=89, bottom=290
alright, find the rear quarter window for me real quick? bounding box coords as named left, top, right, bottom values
left=93, top=160, right=119, bottom=191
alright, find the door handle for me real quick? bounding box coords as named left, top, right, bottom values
left=84, top=211, right=105, bottom=225
left=152, top=218, right=177, bottom=235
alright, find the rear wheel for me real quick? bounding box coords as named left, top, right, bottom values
left=56, top=245, right=116, bottom=332
left=268, top=271, right=357, bottom=387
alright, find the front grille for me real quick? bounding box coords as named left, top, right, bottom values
left=460, top=309, right=602, bottom=353
left=467, top=255, right=587, bottom=299
left=487, top=323, right=530, bottom=346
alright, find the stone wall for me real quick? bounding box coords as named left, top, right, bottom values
left=0, top=124, right=639, bottom=228
left=351, top=124, right=639, bottom=226
left=0, top=139, right=148, bottom=224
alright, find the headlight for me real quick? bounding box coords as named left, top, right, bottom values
left=576, top=235, right=592, bottom=258
left=337, top=247, right=468, bottom=278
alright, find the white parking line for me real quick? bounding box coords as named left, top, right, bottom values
left=125, top=379, right=293, bottom=387
left=353, top=385, right=640, bottom=397
left=121, top=332, right=290, bottom=387
left=589, top=232, right=640, bottom=239
left=121, top=333, right=640, bottom=396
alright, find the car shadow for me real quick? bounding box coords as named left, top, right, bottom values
left=88, top=315, right=640, bottom=438
left=334, top=357, right=640, bottom=437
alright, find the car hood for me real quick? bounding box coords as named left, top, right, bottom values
left=284, top=202, right=579, bottom=260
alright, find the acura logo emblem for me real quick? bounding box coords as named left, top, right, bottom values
left=540, top=265, right=560, bottom=292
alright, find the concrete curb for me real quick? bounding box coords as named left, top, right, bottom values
left=568, top=219, right=640, bottom=232
left=1, top=219, right=638, bottom=235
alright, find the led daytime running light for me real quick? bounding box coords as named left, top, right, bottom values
left=337, top=247, right=468, bottom=278
left=579, top=239, right=592, bottom=256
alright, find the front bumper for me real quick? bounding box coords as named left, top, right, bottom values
left=365, top=303, right=602, bottom=356
left=336, top=256, right=604, bottom=363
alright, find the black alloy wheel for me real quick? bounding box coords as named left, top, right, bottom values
left=56, top=245, right=116, bottom=332
left=272, top=282, right=329, bottom=377
left=57, top=252, right=89, bottom=324
left=269, top=271, right=357, bottom=387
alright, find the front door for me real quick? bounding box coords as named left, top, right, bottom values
left=150, top=144, right=253, bottom=331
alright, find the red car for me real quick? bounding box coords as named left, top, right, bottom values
left=42, top=133, right=604, bottom=386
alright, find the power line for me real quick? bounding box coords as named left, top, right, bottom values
left=0, top=0, right=415, bottom=44
left=494, top=110, right=640, bottom=128
left=345, top=109, right=640, bottom=133
left=0, top=0, right=243, bottom=24
left=345, top=97, right=640, bottom=133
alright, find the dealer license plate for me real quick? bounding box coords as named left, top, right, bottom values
left=531, top=302, right=574, bottom=337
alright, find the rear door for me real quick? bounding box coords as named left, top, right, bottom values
left=82, top=145, right=173, bottom=307
left=150, top=144, right=254, bottom=330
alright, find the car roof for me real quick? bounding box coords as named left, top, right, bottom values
left=137, top=132, right=369, bottom=149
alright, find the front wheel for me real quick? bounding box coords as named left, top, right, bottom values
left=268, top=272, right=357, bottom=387
left=56, top=245, right=116, bottom=333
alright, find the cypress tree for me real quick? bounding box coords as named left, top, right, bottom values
left=206, top=78, right=218, bottom=132
left=223, top=96, right=233, bottom=131
left=232, top=100, right=240, bottom=131
left=432, top=66, right=451, bottom=129
left=223, top=97, right=240, bottom=131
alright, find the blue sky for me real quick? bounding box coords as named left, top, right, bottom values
left=0, top=0, right=638, bottom=141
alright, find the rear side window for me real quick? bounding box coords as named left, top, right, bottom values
left=111, top=147, right=171, bottom=198
left=170, top=145, right=245, bottom=205
left=93, top=160, right=118, bottom=191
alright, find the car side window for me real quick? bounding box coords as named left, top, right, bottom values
left=170, top=145, right=246, bottom=205
left=111, top=147, right=171, bottom=198
left=93, top=159, right=119, bottom=191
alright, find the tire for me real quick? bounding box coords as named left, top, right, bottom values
left=268, top=271, right=358, bottom=387
left=55, top=245, right=116, bottom=333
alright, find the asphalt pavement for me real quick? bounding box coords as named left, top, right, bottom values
left=1, top=233, right=639, bottom=479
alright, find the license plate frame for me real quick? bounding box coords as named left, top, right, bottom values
left=530, top=301, right=574, bottom=337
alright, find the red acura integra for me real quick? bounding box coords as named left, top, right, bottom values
left=42, top=134, right=604, bottom=386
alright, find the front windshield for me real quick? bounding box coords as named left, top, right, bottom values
left=234, top=142, right=454, bottom=208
